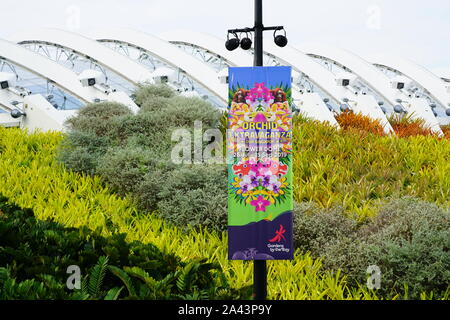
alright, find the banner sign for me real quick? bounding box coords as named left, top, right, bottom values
left=227, top=66, right=293, bottom=260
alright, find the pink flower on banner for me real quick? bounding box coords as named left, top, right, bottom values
left=246, top=93, right=257, bottom=104
left=251, top=162, right=271, bottom=177
left=253, top=113, right=267, bottom=123
left=246, top=83, right=274, bottom=107
left=251, top=83, right=270, bottom=100
left=250, top=195, right=271, bottom=212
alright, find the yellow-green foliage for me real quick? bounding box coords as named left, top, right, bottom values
left=293, top=118, right=450, bottom=219
left=0, top=127, right=376, bottom=300
left=2, top=124, right=448, bottom=300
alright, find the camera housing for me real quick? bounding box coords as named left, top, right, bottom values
left=335, top=72, right=358, bottom=87
left=78, top=69, right=104, bottom=87
left=152, top=67, right=176, bottom=84
left=0, top=72, right=16, bottom=90
left=391, top=76, right=411, bottom=90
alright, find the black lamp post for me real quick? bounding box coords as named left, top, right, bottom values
left=226, top=0, right=288, bottom=66
left=226, top=0, right=288, bottom=301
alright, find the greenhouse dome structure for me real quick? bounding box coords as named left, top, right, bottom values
left=0, top=28, right=449, bottom=134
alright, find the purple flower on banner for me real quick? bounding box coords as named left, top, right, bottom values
left=266, top=176, right=282, bottom=192
left=240, top=174, right=259, bottom=192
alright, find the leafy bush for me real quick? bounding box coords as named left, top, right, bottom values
left=335, top=111, right=385, bottom=136
left=293, top=197, right=450, bottom=299
left=0, top=195, right=240, bottom=300
left=139, top=96, right=172, bottom=114
left=65, top=102, right=132, bottom=136
left=96, top=146, right=156, bottom=196
left=156, top=165, right=228, bottom=231
left=164, top=96, right=221, bottom=129
left=134, top=84, right=220, bottom=128
left=57, top=131, right=111, bottom=175
left=58, top=85, right=225, bottom=231
left=109, top=112, right=170, bottom=148
left=132, top=83, right=175, bottom=107
left=293, top=202, right=359, bottom=256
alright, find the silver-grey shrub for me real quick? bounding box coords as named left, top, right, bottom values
left=156, top=165, right=228, bottom=232
left=96, top=146, right=157, bottom=196
left=317, top=197, right=450, bottom=299
left=58, top=131, right=111, bottom=175
left=65, top=102, right=132, bottom=136
left=132, top=83, right=175, bottom=106
left=293, top=202, right=359, bottom=256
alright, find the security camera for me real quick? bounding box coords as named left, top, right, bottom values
left=78, top=69, right=103, bottom=87
left=335, top=72, right=358, bottom=87
left=152, top=67, right=176, bottom=84
left=0, top=72, right=16, bottom=90
left=391, top=76, right=412, bottom=90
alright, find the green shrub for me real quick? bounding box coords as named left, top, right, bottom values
left=164, top=96, right=221, bottom=128
left=293, top=202, right=359, bottom=257
left=57, top=131, right=111, bottom=175
left=96, top=146, right=157, bottom=196
left=110, top=113, right=173, bottom=151
left=59, top=85, right=225, bottom=232
left=156, top=165, right=228, bottom=231
left=140, top=95, right=221, bottom=129
left=139, top=96, right=172, bottom=114
left=133, top=84, right=222, bottom=129
left=319, top=198, right=450, bottom=299
left=134, top=171, right=169, bottom=212
left=132, top=84, right=175, bottom=106
left=65, top=102, right=132, bottom=136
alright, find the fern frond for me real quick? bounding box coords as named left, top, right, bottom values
left=123, top=266, right=149, bottom=282
left=108, top=265, right=136, bottom=297
left=104, top=286, right=124, bottom=300
left=88, top=256, right=108, bottom=298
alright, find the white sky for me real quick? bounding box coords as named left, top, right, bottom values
left=0, top=0, right=449, bottom=72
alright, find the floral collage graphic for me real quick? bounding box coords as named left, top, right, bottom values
left=228, top=82, right=292, bottom=214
